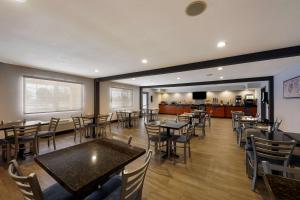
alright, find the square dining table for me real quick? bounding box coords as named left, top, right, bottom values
left=35, top=139, right=146, bottom=199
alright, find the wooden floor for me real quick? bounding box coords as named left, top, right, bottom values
left=0, top=115, right=268, bottom=200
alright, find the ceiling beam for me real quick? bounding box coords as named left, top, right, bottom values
left=141, top=76, right=272, bottom=88
left=96, top=45, right=300, bottom=82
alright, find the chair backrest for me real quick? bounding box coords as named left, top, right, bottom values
left=97, top=115, right=109, bottom=124
left=262, top=161, right=300, bottom=200
left=120, top=150, right=152, bottom=200
left=144, top=124, right=160, bottom=137
left=13, top=124, right=40, bottom=143
left=108, top=113, right=113, bottom=122
left=48, top=117, right=60, bottom=132
left=120, top=112, right=128, bottom=120
left=132, top=111, right=139, bottom=118
left=177, top=115, right=189, bottom=123
left=272, top=120, right=282, bottom=134
left=250, top=135, right=296, bottom=168
left=8, top=160, right=43, bottom=200
left=72, top=117, right=82, bottom=129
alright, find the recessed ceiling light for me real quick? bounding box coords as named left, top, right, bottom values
left=131, top=78, right=136, bottom=80
left=94, top=69, right=99, bottom=73
left=15, top=0, right=27, bottom=2
left=217, top=41, right=226, bottom=48
left=141, top=59, right=148, bottom=64
left=217, top=67, right=223, bottom=71
left=177, top=77, right=181, bottom=80
left=186, top=1, right=207, bottom=17
left=220, top=76, right=224, bottom=79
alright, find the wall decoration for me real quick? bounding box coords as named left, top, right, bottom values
left=283, top=75, right=300, bottom=98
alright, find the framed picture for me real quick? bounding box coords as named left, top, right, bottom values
left=283, top=75, right=300, bottom=98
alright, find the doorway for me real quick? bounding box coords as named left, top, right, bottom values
left=142, top=92, right=149, bottom=109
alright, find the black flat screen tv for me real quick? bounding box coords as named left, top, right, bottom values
left=193, top=92, right=207, bottom=99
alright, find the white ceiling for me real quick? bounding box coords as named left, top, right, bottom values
left=114, top=56, right=300, bottom=86
left=148, top=81, right=267, bottom=93
left=0, top=0, right=300, bottom=78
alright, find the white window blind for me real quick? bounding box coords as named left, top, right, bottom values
left=110, top=87, right=133, bottom=109
left=24, top=77, right=83, bottom=114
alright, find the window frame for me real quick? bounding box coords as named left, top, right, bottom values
left=110, top=87, right=133, bottom=110
left=23, top=76, right=84, bottom=115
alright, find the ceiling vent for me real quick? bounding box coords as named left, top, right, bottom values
left=186, top=1, right=207, bottom=16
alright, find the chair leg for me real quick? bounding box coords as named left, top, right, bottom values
left=7, top=143, right=11, bottom=161
left=184, top=143, right=187, bottom=164
left=188, top=141, right=191, bottom=157
left=36, top=137, right=39, bottom=155
left=173, top=142, right=177, bottom=165
left=74, top=131, right=76, bottom=142
left=53, top=134, right=56, bottom=150
left=47, top=137, right=50, bottom=147
left=251, top=164, right=257, bottom=191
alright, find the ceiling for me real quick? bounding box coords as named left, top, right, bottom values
left=114, top=56, right=300, bottom=86
left=147, top=81, right=267, bottom=93
left=0, top=0, right=300, bottom=78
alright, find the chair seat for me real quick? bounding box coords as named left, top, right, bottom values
left=175, top=135, right=189, bottom=143
left=43, top=183, right=74, bottom=200
left=86, top=175, right=140, bottom=200
left=37, top=131, right=54, bottom=137
left=18, top=135, right=35, bottom=142
left=149, top=134, right=169, bottom=142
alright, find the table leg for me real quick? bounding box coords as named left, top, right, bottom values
left=128, top=113, right=132, bottom=127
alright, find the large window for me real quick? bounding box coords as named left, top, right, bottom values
left=110, top=87, right=133, bottom=110
left=24, top=77, right=83, bottom=114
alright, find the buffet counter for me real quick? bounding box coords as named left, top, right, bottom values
left=159, top=104, right=257, bottom=117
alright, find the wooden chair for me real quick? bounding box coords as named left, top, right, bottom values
left=8, top=159, right=73, bottom=200
left=95, top=114, right=109, bottom=138
left=142, top=109, right=150, bottom=122
left=36, top=117, right=60, bottom=154
left=86, top=150, right=152, bottom=200
left=131, top=111, right=140, bottom=127
left=172, top=124, right=194, bottom=164
left=72, top=117, right=84, bottom=143
left=145, top=123, right=169, bottom=161
left=248, top=135, right=296, bottom=191
left=0, top=138, right=10, bottom=161
left=107, top=113, right=113, bottom=134
left=82, top=117, right=95, bottom=137
left=116, top=112, right=128, bottom=128
left=12, top=124, right=41, bottom=159
left=196, top=112, right=206, bottom=137
left=262, top=161, right=300, bottom=200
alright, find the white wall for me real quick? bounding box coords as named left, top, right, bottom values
left=158, top=90, right=256, bottom=105
left=142, top=88, right=160, bottom=109
left=274, top=65, right=300, bottom=133
left=0, top=62, right=94, bottom=122
left=99, top=81, right=140, bottom=119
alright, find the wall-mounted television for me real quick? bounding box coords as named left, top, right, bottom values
left=193, top=92, right=207, bottom=99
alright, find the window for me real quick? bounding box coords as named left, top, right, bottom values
left=24, top=77, right=83, bottom=114
left=110, top=87, right=133, bottom=109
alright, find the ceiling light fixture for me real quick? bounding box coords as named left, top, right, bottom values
left=177, top=77, right=181, bottom=80
left=15, top=0, right=27, bottom=2
left=131, top=78, right=136, bottom=80
left=94, top=69, right=99, bottom=73
left=220, top=76, right=224, bottom=79
left=217, top=41, right=226, bottom=48
left=217, top=67, right=223, bottom=71
left=141, top=59, right=148, bottom=64
left=186, top=1, right=207, bottom=17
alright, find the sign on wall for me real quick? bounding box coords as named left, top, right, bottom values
left=283, top=75, right=300, bottom=98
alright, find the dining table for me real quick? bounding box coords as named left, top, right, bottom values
left=122, top=110, right=139, bottom=128
left=35, top=138, right=146, bottom=199
left=147, top=120, right=188, bottom=158
left=179, top=113, right=195, bottom=124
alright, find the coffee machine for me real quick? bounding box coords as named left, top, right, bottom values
left=235, top=95, right=242, bottom=106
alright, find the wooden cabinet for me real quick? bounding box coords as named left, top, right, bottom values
left=159, top=104, right=192, bottom=115
left=206, top=105, right=257, bottom=118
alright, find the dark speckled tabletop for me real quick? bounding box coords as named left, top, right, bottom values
left=35, top=139, right=145, bottom=197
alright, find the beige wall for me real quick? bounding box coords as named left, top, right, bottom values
left=158, top=90, right=256, bottom=105
left=274, top=65, right=300, bottom=133
left=142, top=88, right=160, bottom=109
left=99, top=81, right=140, bottom=119
left=0, top=62, right=94, bottom=122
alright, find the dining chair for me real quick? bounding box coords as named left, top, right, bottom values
left=72, top=117, right=84, bottom=143
left=196, top=112, right=206, bottom=137
left=8, top=159, right=73, bottom=200
left=36, top=117, right=60, bottom=154
left=0, top=138, right=10, bottom=161
left=131, top=111, right=140, bottom=127
left=262, top=161, right=300, bottom=200
left=142, top=109, right=150, bottom=122
left=107, top=113, right=113, bottom=134
left=82, top=116, right=95, bottom=137
left=206, top=110, right=212, bottom=128
left=152, top=109, right=159, bottom=121
left=95, top=114, right=109, bottom=138
left=86, top=150, right=152, bottom=200
left=144, top=123, right=169, bottom=161
left=172, top=124, right=194, bottom=164
left=248, top=135, right=296, bottom=191
left=12, top=124, right=41, bottom=159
